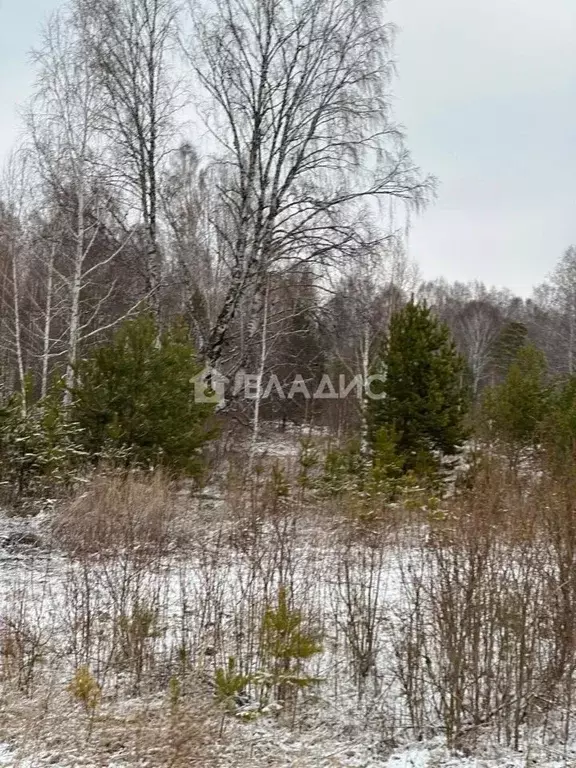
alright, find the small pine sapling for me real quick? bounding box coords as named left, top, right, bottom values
left=215, top=656, right=253, bottom=736
left=258, top=586, right=323, bottom=716
left=68, top=665, right=101, bottom=736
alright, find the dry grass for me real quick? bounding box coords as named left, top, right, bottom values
left=0, top=685, right=218, bottom=767
left=51, top=469, right=184, bottom=556
left=3, top=452, right=576, bottom=762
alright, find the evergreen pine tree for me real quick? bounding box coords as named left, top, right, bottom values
left=72, top=314, right=215, bottom=476
left=368, top=299, right=469, bottom=474
left=541, top=375, right=576, bottom=470
left=0, top=378, right=84, bottom=501
left=482, top=344, right=549, bottom=461
left=490, top=321, right=528, bottom=380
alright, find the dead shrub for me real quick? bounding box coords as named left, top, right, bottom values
left=0, top=615, right=48, bottom=693
left=0, top=687, right=218, bottom=767
left=51, top=470, right=183, bottom=557
left=393, top=457, right=576, bottom=750
left=92, top=700, right=218, bottom=767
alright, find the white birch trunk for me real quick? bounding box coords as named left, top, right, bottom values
left=248, top=278, right=270, bottom=475
left=40, top=242, right=56, bottom=399
left=10, top=240, right=27, bottom=413
left=63, top=171, right=85, bottom=408
left=360, top=322, right=370, bottom=456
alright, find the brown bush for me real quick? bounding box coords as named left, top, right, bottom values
left=51, top=470, right=183, bottom=557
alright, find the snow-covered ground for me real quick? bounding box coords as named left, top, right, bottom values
left=0, top=536, right=570, bottom=767
left=0, top=435, right=573, bottom=766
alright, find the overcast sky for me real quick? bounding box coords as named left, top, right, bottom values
left=1, top=0, right=575, bottom=296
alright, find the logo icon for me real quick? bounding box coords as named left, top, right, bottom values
left=192, top=367, right=229, bottom=405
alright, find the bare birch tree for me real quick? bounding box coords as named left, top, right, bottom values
left=162, top=143, right=226, bottom=347
left=186, top=0, right=434, bottom=368
left=28, top=7, right=136, bottom=403
left=79, top=0, right=182, bottom=317
left=544, top=246, right=576, bottom=375
left=453, top=300, right=501, bottom=397
left=0, top=154, right=32, bottom=404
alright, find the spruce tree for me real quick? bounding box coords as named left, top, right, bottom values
left=368, top=299, right=468, bottom=474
